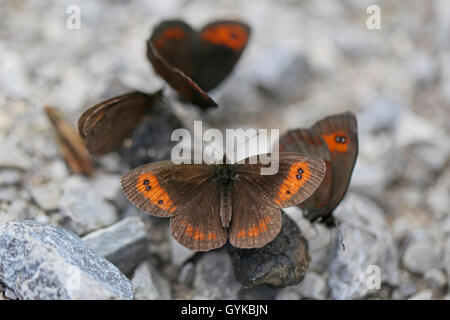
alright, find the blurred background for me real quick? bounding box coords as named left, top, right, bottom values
left=0, top=0, right=449, bottom=300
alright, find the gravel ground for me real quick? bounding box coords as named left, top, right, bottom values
left=0, top=0, right=449, bottom=300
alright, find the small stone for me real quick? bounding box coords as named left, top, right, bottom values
left=132, top=261, right=171, bottom=300
left=30, top=182, right=61, bottom=211
left=193, top=249, right=241, bottom=300
left=424, top=269, right=447, bottom=290
left=83, top=217, right=149, bottom=274
left=58, top=176, right=118, bottom=235
left=409, top=289, right=433, bottom=300
left=228, top=212, right=310, bottom=288
left=4, top=288, right=17, bottom=300
left=0, top=220, right=133, bottom=299
left=402, top=242, right=440, bottom=274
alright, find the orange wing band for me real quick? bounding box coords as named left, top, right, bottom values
left=136, top=173, right=177, bottom=213
left=274, top=162, right=312, bottom=206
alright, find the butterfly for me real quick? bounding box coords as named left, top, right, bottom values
left=279, top=112, right=358, bottom=227
left=147, top=20, right=251, bottom=110
left=78, top=90, right=164, bottom=156
left=121, top=153, right=326, bottom=251
left=45, top=106, right=94, bottom=176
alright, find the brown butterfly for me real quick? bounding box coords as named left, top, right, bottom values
left=78, top=90, right=163, bottom=156
left=121, top=153, right=326, bottom=251
left=147, top=20, right=251, bottom=110
left=45, top=106, right=94, bottom=176
left=279, top=112, right=358, bottom=227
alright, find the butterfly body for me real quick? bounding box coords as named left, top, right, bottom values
left=121, top=153, right=326, bottom=251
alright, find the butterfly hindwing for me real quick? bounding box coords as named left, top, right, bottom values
left=78, top=91, right=162, bottom=155
left=229, top=181, right=282, bottom=248
left=170, top=181, right=228, bottom=251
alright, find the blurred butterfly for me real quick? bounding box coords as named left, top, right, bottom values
left=45, top=106, right=94, bottom=176
left=78, top=90, right=164, bottom=156
left=121, top=153, right=326, bottom=251
left=279, top=112, right=358, bottom=227
left=147, top=20, right=251, bottom=109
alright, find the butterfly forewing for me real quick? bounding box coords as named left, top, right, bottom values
left=236, top=153, right=326, bottom=208
left=149, top=20, right=195, bottom=78
left=121, top=161, right=215, bottom=217
left=195, top=21, right=251, bottom=92
left=78, top=91, right=162, bottom=156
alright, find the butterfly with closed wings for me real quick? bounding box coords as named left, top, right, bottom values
left=279, top=112, right=358, bottom=227
left=147, top=20, right=251, bottom=109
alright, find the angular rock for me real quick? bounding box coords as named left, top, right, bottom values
left=132, top=261, right=171, bottom=300
left=228, top=212, right=310, bottom=288
left=58, top=176, right=118, bottom=235
left=83, top=217, right=149, bottom=274
left=328, top=193, right=399, bottom=299
left=0, top=220, right=133, bottom=299
left=193, top=249, right=241, bottom=300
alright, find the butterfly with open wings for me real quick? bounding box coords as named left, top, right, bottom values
left=121, top=153, right=326, bottom=251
